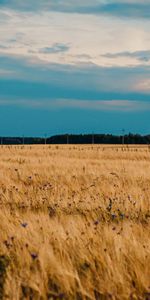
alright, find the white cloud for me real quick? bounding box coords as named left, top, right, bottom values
left=134, top=79, right=150, bottom=93
left=0, top=8, right=149, bottom=67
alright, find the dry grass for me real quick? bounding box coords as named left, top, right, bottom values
left=0, top=145, right=150, bottom=300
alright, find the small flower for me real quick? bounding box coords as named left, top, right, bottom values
left=112, top=227, right=116, bottom=231
left=111, top=214, right=117, bottom=220
left=30, top=253, right=38, bottom=260
left=119, top=213, right=125, bottom=219
left=21, top=222, right=28, bottom=228
left=94, top=220, right=99, bottom=226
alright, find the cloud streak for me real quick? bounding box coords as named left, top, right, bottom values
left=0, top=98, right=150, bottom=112
left=102, top=50, right=150, bottom=62
left=0, top=0, right=150, bottom=18
left=0, top=54, right=149, bottom=97
left=39, top=43, right=70, bottom=54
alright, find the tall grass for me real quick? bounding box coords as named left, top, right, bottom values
left=0, top=145, right=149, bottom=300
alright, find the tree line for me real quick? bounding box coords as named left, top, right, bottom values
left=0, top=133, right=150, bottom=145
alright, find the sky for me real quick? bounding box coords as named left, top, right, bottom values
left=0, top=0, right=150, bottom=136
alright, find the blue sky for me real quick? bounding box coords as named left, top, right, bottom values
left=0, top=0, right=150, bottom=136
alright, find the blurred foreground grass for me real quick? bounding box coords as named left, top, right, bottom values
left=0, top=145, right=149, bottom=300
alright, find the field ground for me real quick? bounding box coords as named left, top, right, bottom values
left=0, top=145, right=150, bottom=300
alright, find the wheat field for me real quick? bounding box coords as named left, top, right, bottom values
left=0, top=145, right=150, bottom=300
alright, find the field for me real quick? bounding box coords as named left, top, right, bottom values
left=0, top=145, right=150, bottom=300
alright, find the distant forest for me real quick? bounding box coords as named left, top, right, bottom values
left=0, top=133, right=150, bottom=145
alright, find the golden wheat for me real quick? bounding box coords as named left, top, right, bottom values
left=0, top=145, right=150, bottom=300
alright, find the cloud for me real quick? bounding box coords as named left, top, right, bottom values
left=0, top=53, right=150, bottom=92
left=55, top=99, right=150, bottom=112
left=102, top=50, right=150, bottom=62
left=0, top=69, right=15, bottom=76
left=0, top=45, right=10, bottom=49
left=98, top=2, right=150, bottom=19
left=0, top=51, right=149, bottom=135
left=0, top=98, right=150, bottom=112
left=134, top=79, right=150, bottom=93
left=0, top=0, right=150, bottom=18
left=0, top=8, right=149, bottom=68
left=39, top=43, right=70, bottom=54
left=0, top=54, right=149, bottom=117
